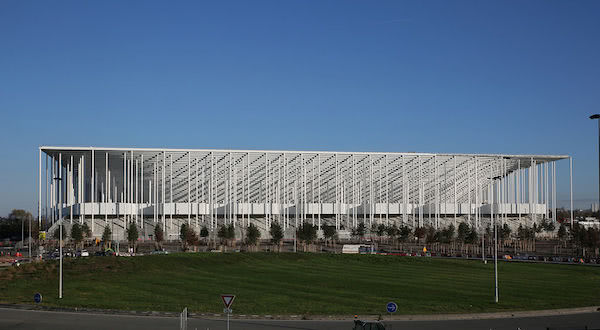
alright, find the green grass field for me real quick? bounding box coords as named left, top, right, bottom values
left=1, top=253, right=599, bottom=315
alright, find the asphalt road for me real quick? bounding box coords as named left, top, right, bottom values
left=0, top=308, right=599, bottom=330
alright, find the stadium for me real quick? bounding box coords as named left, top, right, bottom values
left=37, top=146, right=574, bottom=239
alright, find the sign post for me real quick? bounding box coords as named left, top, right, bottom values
left=386, top=301, right=397, bottom=318
left=221, top=294, right=235, bottom=330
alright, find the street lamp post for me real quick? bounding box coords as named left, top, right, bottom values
left=53, top=175, right=63, bottom=299
left=589, top=114, right=600, bottom=215
left=491, top=175, right=501, bottom=303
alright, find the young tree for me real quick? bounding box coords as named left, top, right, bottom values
left=154, top=224, right=164, bottom=250
left=414, top=227, right=426, bottom=243
left=53, top=225, right=67, bottom=241
left=226, top=224, right=235, bottom=243
left=539, top=218, right=556, bottom=232
left=558, top=223, right=568, bottom=241
left=352, top=223, right=367, bottom=240
left=322, top=225, right=337, bottom=247
left=385, top=225, right=399, bottom=246
left=440, top=225, right=455, bottom=243
left=185, top=226, right=198, bottom=250
left=399, top=225, right=412, bottom=243
left=500, top=223, right=512, bottom=240
left=217, top=225, right=227, bottom=245
left=465, top=225, right=479, bottom=244
left=200, top=226, right=209, bottom=245
left=533, top=223, right=542, bottom=235
left=82, top=222, right=92, bottom=239
left=457, top=222, right=470, bottom=243
left=217, top=224, right=236, bottom=247
left=374, top=224, right=386, bottom=242
left=126, top=222, right=139, bottom=253
left=101, top=225, right=112, bottom=249
left=270, top=222, right=284, bottom=251
left=181, top=223, right=191, bottom=250
left=246, top=223, right=261, bottom=249
left=70, top=223, right=83, bottom=249
left=296, top=222, right=318, bottom=251
left=425, top=226, right=437, bottom=243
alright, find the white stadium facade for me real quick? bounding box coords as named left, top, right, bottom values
left=37, top=146, right=574, bottom=239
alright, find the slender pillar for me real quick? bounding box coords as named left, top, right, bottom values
left=105, top=152, right=109, bottom=223
left=38, top=148, right=42, bottom=231
left=162, top=151, right=166, bottom=230
left=170, top=154, right=173, bottom=229
left=91, top=149, right=95, bottom=233
left=570, top=157, right=574, bottom=228
left=188, top=152, right=191, bottom=224
left=58, top=152, right=63, bottom=299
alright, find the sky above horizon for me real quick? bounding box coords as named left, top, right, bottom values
left=1, top=1, right=599, bottom=217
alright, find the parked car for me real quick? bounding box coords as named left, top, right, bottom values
left=75, top=250, right=89, bottom=257
left=353, top=319, right=386, bottom=330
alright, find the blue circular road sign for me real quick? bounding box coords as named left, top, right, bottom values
left=386, top=302, right=397, bottom=313
left=34, top=293, right=42, bottom=303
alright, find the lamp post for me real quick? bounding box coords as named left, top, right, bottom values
left=589, top=114, right=600, bottom=215
left=492, top=175, right=502, bottom=303
left=53, top=175, right=63, bottom=299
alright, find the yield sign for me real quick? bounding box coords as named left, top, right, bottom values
left=221, top=294, right=236, bottom=308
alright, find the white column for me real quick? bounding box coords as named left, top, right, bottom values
left=135, top=159, right=139, bottom=225
left=246, top=153, right=249, bottom=227
left=434, top=155, right=438, bottom=228
left=105, top=152, right=109, bottom=223
left=45, top=154, right=48, bottom=226
left=170, top=154, right=173, bottom=228
left=188, top=152, right=191, bottom=224
left=162, top=151, right=166, bottom=230
left=318, top=154, right=321, bottom=230
left=70, top=155, right=74, bottom=223
left=81, top=156, right=85, bottom=224
left=141, top=154, right=144, bottom=229
left=570, top=157, right=573, bottom=228
left=475, top=157, right=478, bottom=228
left=454, top=156, right=457, bottom=227
left=130, top=151, right=134, bottom=223
left=38, top=148, right=42, bottom=229
left=553, top=161, right=557, bottom=223
left=91, top=149, right=95, bottom=233
left=196, top=157, right=199, bottom=226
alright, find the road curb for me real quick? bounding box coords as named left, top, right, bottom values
left=0, top=303, right=598, bottom=321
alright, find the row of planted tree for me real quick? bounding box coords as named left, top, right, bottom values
left=45, top=217, right=600, bottom=256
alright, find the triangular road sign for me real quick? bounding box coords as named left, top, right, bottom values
left=221, top=294, right=236, bottom=308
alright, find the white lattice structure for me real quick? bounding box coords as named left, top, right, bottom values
left=37, top=147, right=574, bottom=237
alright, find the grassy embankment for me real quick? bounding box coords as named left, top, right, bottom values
left=1, top=253, right=599, bottom=315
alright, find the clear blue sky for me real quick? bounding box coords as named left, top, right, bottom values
left=1, top=1, right=599, bottom=216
